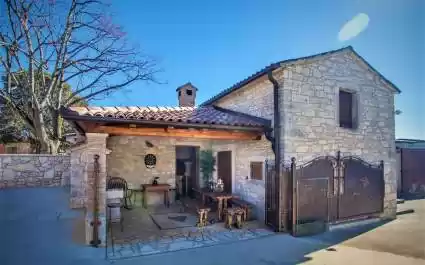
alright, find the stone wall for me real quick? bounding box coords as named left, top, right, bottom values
left=215, top=75, right=274, bottom=122
left=234, top=139, right=273, bottom=220
left=107, top=136, right=213, bottom=205
left=214, top=78, right=275, bottom=221
left=0, top=154, right=70, bottom=188
left=278, top=50, right=397, bottom=218
left=106, top=135, right=273, bottom=217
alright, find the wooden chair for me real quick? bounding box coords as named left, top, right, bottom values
left=106, top=176, right=133, bottom=209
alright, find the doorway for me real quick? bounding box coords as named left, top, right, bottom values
left=217, top=151, right=232, bottom=193
left=175, top=146, right=199, bottom=198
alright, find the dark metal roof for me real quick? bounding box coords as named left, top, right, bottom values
left=61, top=105, right=271, bottom=132
left=201, top=46, right=401, bottom=106
left=396, top=138, right=425, bottom=144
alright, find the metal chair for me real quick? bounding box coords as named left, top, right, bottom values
left=106, top=176, right=133, bottom=209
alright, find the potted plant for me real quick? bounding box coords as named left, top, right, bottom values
left=199, top=149, right=216, bottom=189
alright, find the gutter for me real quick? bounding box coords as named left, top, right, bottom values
left=267, top=70, right=285, bottom=232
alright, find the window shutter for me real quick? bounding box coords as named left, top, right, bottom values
left=250, top=162, right=263, bottom=180
left=352, top=93, right=359, bottom=129
left=339, top=90, right=354, bottom=128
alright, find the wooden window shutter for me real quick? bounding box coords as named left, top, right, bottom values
left=352, top=93, right=359, bottom=129
left=339, top=90, right=354, bottom=128
left=250, top=162, right=263, bottom=180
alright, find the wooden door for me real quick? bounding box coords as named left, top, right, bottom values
left=217, top=151, right=232, bottom=193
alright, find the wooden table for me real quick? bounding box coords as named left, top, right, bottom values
left=200, top=190, right=237, bottom=221
left=140, top=184, right=171, bottom=209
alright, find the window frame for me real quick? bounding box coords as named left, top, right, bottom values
left=250, top=161, right=264, bottom=181
left=338, top=89, right=358, bottom=130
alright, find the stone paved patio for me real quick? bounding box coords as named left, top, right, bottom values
left=106, top=198, right=274, bottom=259
left=107, top=226, right=274, bottom=260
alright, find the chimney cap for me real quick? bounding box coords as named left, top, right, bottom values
left=176, top=82, right=198, bottom=91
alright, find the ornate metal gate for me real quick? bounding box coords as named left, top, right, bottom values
left=292, top=156, right=334, bottom=236
left=265, top=160, right=280, bottom=231
left=292, top=152, right=384, bottom=236
left=334, top=156, right=384, bottom=222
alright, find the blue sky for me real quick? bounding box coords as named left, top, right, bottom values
left=99, top=0, right=424, bottom=139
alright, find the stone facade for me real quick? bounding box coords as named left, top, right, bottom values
left=215, top=77, right=275, bottom=221
left=234, top=139, right=273, bottom=220
left=278, top=51, right=397, bottom=218
left=0, top=154, right=70, bottom=189
left=215, top=76, right=274, bottom=122
left=213, top=49, right=398, bottom=220
left=106, top=135, right=273, bottom=219
left=107, top=136, right=230, bottom=205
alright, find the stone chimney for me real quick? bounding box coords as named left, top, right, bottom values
left=176, top=82, right=197, bottom=107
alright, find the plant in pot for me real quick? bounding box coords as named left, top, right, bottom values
left=199, top=149, right=216, bottom=190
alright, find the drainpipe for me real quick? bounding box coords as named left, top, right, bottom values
left=267, top=71, right=285, bottom=232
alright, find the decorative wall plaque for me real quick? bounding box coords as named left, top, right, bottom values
left=144, top=154, right=157, bottom=169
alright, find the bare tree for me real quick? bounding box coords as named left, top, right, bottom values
left=0, top=0, right=157, bottom=153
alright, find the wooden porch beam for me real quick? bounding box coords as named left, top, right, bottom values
left=90, top=125, right=262, bottom=140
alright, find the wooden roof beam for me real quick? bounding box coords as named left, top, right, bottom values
left=90, top=125, right=261, bottom=140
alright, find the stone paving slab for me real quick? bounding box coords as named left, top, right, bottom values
left=107, top=228, right=274, bottom=260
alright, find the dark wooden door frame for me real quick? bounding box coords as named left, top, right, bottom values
left=217, top=151, right=232, bottom=193
left=175, top=145, right=200, bottom=198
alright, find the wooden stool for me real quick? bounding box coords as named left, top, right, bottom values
left=224, top=209, right=234, bottom=229
left=224, top=207, right=245, bottom=229
left=234, top=208, right=245, bottom=228
left=196, top=207, right=211, bottom=227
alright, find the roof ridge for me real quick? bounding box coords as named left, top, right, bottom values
left=70, top=105, right=200, bottom=109
left=200, top=46, right=400, bottom=105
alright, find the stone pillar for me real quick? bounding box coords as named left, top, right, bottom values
left=70, top=144, right=88, bottom=208
left=382, top=160, right=397, bottom=220
left=81, top=133, right=110, bottom=246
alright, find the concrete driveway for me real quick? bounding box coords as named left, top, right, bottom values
left=301, top=199, right=425, bottom=264
left=1, top=187, right=424, bottom=265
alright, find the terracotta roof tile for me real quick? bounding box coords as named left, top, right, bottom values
left=61, top=106, right=271, bottom=130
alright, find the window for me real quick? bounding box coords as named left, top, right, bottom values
left=186, top=89, right=192, bottom=96
left=250, top=161, right=263, bottom=180
left=339, top=90, right=357, bottom=129
left=178, top=91, right=181, bottom=97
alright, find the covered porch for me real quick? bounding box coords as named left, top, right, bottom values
left=61, top=105, right=275, bottom=255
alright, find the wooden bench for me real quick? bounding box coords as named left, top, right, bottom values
left=230, top=198, right=256, bottom=221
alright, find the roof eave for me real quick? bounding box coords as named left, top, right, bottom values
left=61, top=113, right=270, bottom=133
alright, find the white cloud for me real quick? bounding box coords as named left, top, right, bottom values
left=338, top=13, right=370, bottom=42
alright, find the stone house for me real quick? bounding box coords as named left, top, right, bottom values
left=62, top=46, right=400, bottom=244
